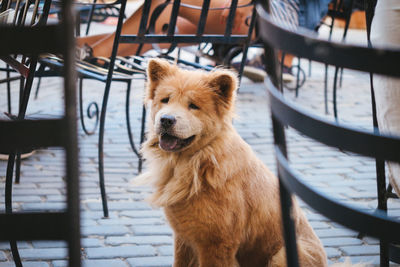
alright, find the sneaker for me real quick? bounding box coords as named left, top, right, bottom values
left=76, top=43, right=93, bottom=61
left=232, top=54, right=266, bottom=83
left=0, top=150, right=35, bottom=161
left=282, top=65, right=295, bottom=83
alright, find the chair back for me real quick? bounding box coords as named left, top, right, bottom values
left=256, top=1, right=400, bottom=266
left=0, top=0, right=81, bottom=265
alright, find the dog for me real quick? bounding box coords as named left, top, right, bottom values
left=136, top=58, right=362, bottom=267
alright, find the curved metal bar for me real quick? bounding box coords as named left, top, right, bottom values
left=256, top=4, right=400, bottom=78
left=266, top=77, right=400, bottom=163
left=333, top=66, right=339, bottom=119
left=15, top=153, right=21, bottom=184
left=97, top=0, right=128, bottom=218
left=275, top=147, right=400, bottom=242
left=84, top=0, right=97, bottom=35
left=125, top=80, right=140, bottom=158
left=79, top=78, right=99, bottom=135
left=138, top=104, right=147, bottom=173
left=5, top=153, right=22, bottom=267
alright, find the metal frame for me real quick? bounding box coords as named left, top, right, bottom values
left=0, top=0, right=80, bottom=265
left=256, top=1, right=399, bottom=266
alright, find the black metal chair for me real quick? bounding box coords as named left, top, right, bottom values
left=256, top=0, right=399, bottom=266
left=0, top=0, right=80, bottom=265
left=0, top=0, right=56, bottom=185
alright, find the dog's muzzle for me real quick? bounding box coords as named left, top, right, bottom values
left=158, top=114, right=195, bottom=152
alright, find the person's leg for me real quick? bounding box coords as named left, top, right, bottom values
left=371, top=0, right=400, bottom=196
left=78, top=0, right=253, bottom=58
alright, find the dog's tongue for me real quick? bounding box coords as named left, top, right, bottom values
left=160, top=134, right=179, bottom=151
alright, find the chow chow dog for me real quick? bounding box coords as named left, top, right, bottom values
left=137, top=58, right=359, bottom=267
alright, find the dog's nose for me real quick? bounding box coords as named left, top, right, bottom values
left=160, top=115, right=176, bottom=129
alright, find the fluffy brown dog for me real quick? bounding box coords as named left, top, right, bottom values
left=137, top=58, right=328, bottom=267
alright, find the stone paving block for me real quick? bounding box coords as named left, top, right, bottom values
left=341, top=245, right=380, bottom=256
left=32, top=241, right=67, bottom=248
left=82, top=225, right=131, bottom=236
left=105, top=236, right=173, bottom=246
left=20, top=203, right=66, bottom=211
left=315, top=228, right=357, bottom=238
left=0, top=251, right=6, bottom=261
left=0, top=242, right=30, bottom=250
left=83, top=259, right=129, bottom=267
left=98, top=218, right=162, bottom=226
left=85, top=245, right=156, bottom=259
left=12, top=189, right=60, bottom=196
left=157, top=246, right=173, bottom=256
left=120, top=210, right=165, bottom=218
left=18, top=248, right=67, bottom=260
left=309, top=221, right=330, bottom=229
left=336, top=256, right=379, bottom=265
left=86, top=202, right=151, bottom=211
left=324, top=247, right=341, bottom=258
left=127, top=256, right=174, bottom=267
left=362, top=237, right=379, bottom=245
left=82, top=238, right=102, bottom=248
left=52, top=260, right=67, bottom=267
left=0, top=196, right=42, bottom=203
left=321, top=237, right=363, bottom=247
left=82, top=219, right=97, bottom=227
left=81, top=211, right=119, bottom=220
left=0, top=262, right=49, bottom=267
left=132, top=225, right=173, bottom=236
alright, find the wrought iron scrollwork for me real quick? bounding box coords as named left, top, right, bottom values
left=79, top=79, right=99, bottom=135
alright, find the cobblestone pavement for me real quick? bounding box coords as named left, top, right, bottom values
left=1, top=22, right=399, bottom=267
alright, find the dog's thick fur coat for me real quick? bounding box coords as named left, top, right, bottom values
left=137, top=59, right=355, bottom=267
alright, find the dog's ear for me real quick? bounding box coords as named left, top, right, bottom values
left=146, top=59, right=173, bottom=100
left=209, top=70, right=238, bottom=107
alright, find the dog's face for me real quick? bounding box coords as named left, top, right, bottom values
left=146, top=59, right=238, bottom=153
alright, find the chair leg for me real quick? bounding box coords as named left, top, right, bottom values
left=85, top=0, right=98, bottom=35
left=15, top=153, right=21, bottom=184
left=6, top=65, right=12, bottom=114
left=98, top=85, right=109, bottom=218
left=333, top=66, right=340, bottom=119
left=280, top=53, right=285, bottom=93
left=324, top=64, right=329, bottom=114
left=125, top=81, right=141, bottom=159
left=294, top=58, right=301, bottom=98
left=34, top=64, right=46, bottom=100
left=5, top=153, right=23, bottom=267
left=138, top=105, right=146, bottom=173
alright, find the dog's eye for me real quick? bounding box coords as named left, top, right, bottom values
left=189, top=103, right=199, bottom=110
left=161, top=97, right=169, bottom=104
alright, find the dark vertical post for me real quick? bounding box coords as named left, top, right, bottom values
left=262, top=9, right=300, bottom=262
left=61, top=0, right=81, bottom=263
left=364, top=0, right=388, bottom=266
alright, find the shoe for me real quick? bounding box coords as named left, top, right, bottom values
left=232, top=54, right=266, bottom=83
left=0, top=150, right=35, bottom=161
left=76, top=43, right=93, bottom=61
left=282, top=65, right=295, bottom=83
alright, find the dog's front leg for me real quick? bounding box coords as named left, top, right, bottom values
left=196, top=243, right=239, bottom=267
left=174, top=236, right=198, bottom=267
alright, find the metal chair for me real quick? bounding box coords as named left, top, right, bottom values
left=256, top=0, right=400, bottom=266
left=0, top=0, right=80, bottom=265
left=0, top=0, right=56, bottom=185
